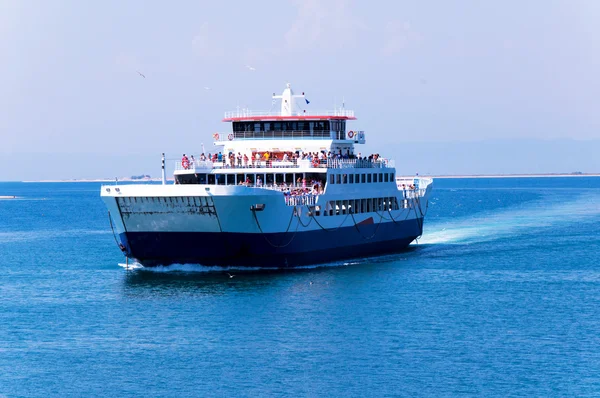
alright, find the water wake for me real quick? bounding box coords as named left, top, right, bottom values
left=418, top=191, right=600, bottom=245
left=118, top=259, right=360, bottom=273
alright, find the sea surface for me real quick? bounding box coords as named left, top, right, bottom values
left=1, top=178, right=600, bottom=397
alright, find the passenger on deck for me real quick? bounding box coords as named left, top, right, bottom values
left=237, top=153, right=242, bottom=167
left=243, top=154, right=249, bottom=168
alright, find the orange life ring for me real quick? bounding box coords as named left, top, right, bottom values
left=182, top=159, right=190, bottom=169
left=228, top=133, right=234, bottom=141
left=212, top=133, right=219, bottom=140
left=348, top=130, right=355, bottom=139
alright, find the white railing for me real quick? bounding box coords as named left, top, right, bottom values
left=224, top=109, right=355, bottom=118
left=212, top=131, right=333, bottom=141
left=174, top=158, right=395, bottom=171
left=397, top=177, right=432, bottom=198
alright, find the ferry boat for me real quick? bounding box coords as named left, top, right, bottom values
left=101, top=84, right=433, bottom=267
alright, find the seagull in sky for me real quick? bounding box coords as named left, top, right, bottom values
left=204, top=86, right=212, bottom=91
left=245, top=65, right=256, bottom=71
left=136, top=70, right=146, bottom=78
left=227, top=272, right=235, bottom=278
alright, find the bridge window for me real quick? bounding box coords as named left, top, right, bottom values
left=349, top=174, right=354, bottom=184
left=336, top=175, right=341, bottom=184
left=226, top=174, right=235, bottom=185
left=330, top=175, right=335, bottom=184
left=385, top=173, right=389, bottom=182
left=367, top=174, right=372, bottom=183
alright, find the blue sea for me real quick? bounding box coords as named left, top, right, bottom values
left=1, top=177, right=600, bottom=397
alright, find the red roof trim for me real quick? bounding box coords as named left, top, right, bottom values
left=222, top=115, right=357, bottom=122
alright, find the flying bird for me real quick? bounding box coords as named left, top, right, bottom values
left=204, top=87, right=212, bottom=91
left=136, top=70, right=146, bottom=78
left=245, top=65, right=256, bottom=71
left=227, top=273, right=235, bottom=278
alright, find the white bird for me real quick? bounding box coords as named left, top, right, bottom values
left=227, top=273, right=235, bottom=278
left=136, top=70, right=146, bottom=78
left=245, top=65, right=256, bottom=71
left=204, top=87, right=212, bottom=91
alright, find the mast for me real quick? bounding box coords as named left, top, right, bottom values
left=272, top=83, right=306, bottom=116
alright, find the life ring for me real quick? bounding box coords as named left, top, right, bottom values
left=348, top=130, right=355, bottom=138
left=182, top=159, right=190, bottom=169
left=228, top=133, right=234, bottom=141
left=212, top=133, right=219, bottom=140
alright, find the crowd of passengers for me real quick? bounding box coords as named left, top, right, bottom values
left=180, top=150, right=384, bottom=170
left=238, top=175, right=324, bottom=194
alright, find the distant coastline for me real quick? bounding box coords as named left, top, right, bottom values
left=431, top=173, right=600, bottom=179
left=15, top=173, right=600, bottom=183
left=20, top=178, right=172, bottom=183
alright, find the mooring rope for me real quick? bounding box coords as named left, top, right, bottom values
left=251, top=207, right=300, bottom=248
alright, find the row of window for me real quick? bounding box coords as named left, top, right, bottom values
left=177, top=173, right=323, bottom=186
left=310, top=197, right=401, bottom=217
left=118, top=196, right=213, bottom=207
left=329, top=172, right=395, bottom=185
left=176, top=172, right=395, bottom=186
left=233, top=121, right=345, bottom=133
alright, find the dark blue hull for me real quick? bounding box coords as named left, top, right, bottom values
left=119, top=218, right=423, bottom=267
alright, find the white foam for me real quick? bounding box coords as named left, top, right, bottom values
left=117, top=258, right=355, bottom=273
left=418, top=191, right=600, bottom=245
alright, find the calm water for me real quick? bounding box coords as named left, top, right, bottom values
left=1, top=178, right=600, bottom=397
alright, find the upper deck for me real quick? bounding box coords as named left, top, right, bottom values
left=174, top=158, right=394, bottom=172
left=223, top=109, right=356, bottom=122
left=223, top=83, right=356, bottom=123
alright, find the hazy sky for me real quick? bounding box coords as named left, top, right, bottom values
left=1, top=0, right=599, bottom=179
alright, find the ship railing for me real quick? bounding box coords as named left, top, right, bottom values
left=224, top=109, right=355, bottom=118
left=284, top=194, right=316, bottom=206
left=213, top=131, right=333, bottom=141
left=397, top=177, right=433, bottom=199
left=175, top=158, right=394, bottom=171
left=246, top=183, right=320, bottom=206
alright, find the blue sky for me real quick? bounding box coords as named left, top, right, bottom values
left=1, top=0, right=599, bottom=180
